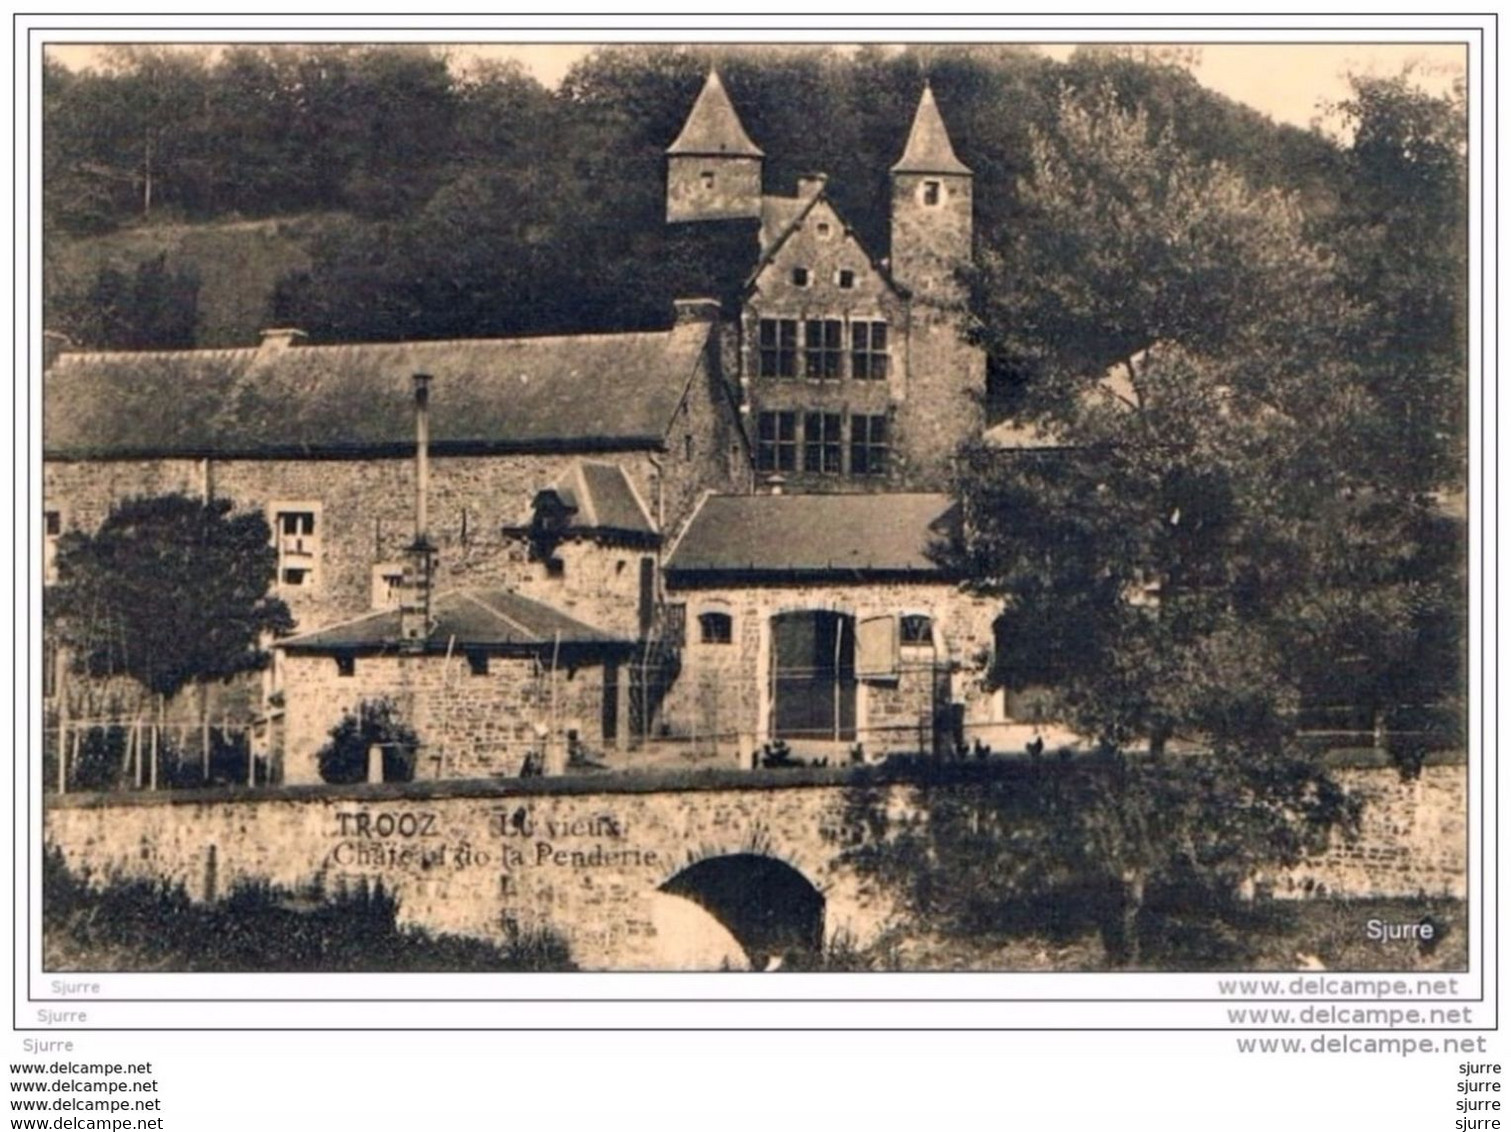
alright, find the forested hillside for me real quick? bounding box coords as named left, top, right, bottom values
left=45, top=44, right=1342, bottom=347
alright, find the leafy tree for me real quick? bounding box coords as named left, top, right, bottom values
left=880, top=79, right=1467, bottom=963
left=48, top=253, right=201, bottom=350
left=48, top=495, right=294, bottom=700
left=1326, top=72, right=1468, bottom=496
left=317, top=699, right=420, bottom=785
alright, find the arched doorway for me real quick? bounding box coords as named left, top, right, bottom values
left=770, top=610, right=856, bottom=743
left=660, top=854, right=825, bottom=968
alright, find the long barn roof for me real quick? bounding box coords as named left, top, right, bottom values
left=44, top=321, right=712, bottom=459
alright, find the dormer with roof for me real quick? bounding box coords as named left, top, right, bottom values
left=666, top=69, right=764, bottom=223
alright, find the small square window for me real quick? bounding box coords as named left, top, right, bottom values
left=371, top=562, right=406, bottom=610
left=335, top=654, right=356, bottom=678
left=700, top=170, right=716, bottom=191
left=816, top=221, right=832, bottom=239
left=900, top=614, right=934, bottom=646
left=272, top=502, right=322, bottom=589
left=699, top=611, right=733, bottom=644
left=467, top=652, right=490, bottom=676
left=923, top=180, right=941, bottom=206
left=792, top=267, right=810, bottom=287
left=837, top=269, right=855, bottom=289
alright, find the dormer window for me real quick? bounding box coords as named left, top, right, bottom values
left=922, top=180, right=942, bottom=206
left=837, top=269, right=855, bottom=289
left=792, top=267, right=810, bottom=287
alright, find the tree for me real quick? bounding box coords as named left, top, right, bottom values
left=49, top=495, right=294, bottom=700
left=316, top=699, right=420, bottom=785
left=47, top=253, right=200, bottom=349
left=870, top=80, right=1465, bottom=963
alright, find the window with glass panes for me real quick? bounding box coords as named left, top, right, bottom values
left=803, top=319, right=843, bottom=379
left=803, top=412, right=843, bottom=474
left=758, top=318, right=798, bottom=378
left=851, top=321, right=889, bottom=379
left=850, top=414, right=889, bottom=476
left=756, top=411, right=798, bottom=472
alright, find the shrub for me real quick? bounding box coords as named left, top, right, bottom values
left=316, top=698, right=420, bottom=785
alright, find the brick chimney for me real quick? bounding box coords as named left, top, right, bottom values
left=796, top=172, right=828, bottom=199
left=398, top=373, right=436, bottom=650
left=257, top=327, right=306, bottom=356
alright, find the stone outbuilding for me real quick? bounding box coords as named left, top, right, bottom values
left=278, top=587, right=636, bottom=784
left=662, top=491, right=1001, bottom=761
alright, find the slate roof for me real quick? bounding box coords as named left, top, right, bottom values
left=891, top=83, right=972, bottom=176
left=666, top=69, right=763, bottom=158
left=760, top=195, right=809, bottom=251
left=44, top=322, right=713, bottom=459
left=665, top=492, right=957, bottom=580
left=516, top=461, right=657, bottom=539
left=279, top=588, right=633, bottom=655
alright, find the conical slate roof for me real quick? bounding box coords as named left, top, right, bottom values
left=666, top=69, right=763, bottom=157
left=891, top=83, right=971, bottom=176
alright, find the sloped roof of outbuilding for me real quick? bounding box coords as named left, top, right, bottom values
left=279, top=588, right=633, bottom=655
left=44, top=321, right=713, bottom=459
left=666, top=69, right=763, bottom=158
left=665, top=492, right=957, bottom=580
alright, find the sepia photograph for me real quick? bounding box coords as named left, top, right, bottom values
left=37, top=39, right=1470, bottom=975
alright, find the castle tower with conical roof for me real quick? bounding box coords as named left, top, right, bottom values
left=889, top=83, right=983, bottom=482
left=666, top=69, right=764, bottom=223
left=889, top=81, right=973, bottom=300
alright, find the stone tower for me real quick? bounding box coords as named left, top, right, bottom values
left=889, top=81, right=973, bottom=299
left=888, top=83, right=985, bottom=486
left=666, top=69, right=764, bottom=223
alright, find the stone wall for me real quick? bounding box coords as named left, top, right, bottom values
left=1265, top=760, right=1468, bottom=899
left=666, top=155, right=763, bottom=223
left=660, top=579, right=1001, bottom=753
left=280, top=651, right=614, bottom=785
left=44, top=452, right=657, bottom=633
left=43, top=758, right=1468, bottom=970
left=44, top=770, right=899, bottom=970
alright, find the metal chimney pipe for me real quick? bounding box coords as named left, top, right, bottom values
left=399, top=373, right=436, bottom=651
left=413, top=373, right=431, bottom=545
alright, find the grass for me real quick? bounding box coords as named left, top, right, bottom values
left=47, top=214, right=334, bottom=348
left=818, top=897, right=1467, bottom=972
left=43, top=848, right=574, bottom=973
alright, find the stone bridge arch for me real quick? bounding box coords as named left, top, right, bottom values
left=659, top=853, right=824, bottom=968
